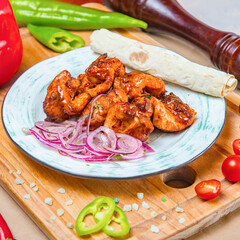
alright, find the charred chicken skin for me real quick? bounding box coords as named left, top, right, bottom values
left=84, top=53, right=125, bottom=97
left=44, top=54, right=125, bottom=122
left=80, top=88, right=128, bottom=130
left=114, top=71, right=165, bottom=99
left=104, top=95, right=154, bottom=142
left=43, top=54, right=196, bottom=140
left=152, top=92, right=196, bottom=132
left=43, top=71, right=88, bottom=122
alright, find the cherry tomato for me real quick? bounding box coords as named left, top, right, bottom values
left=222, top=155, right=240, bottom=182
left=233, top=139, right=240, bottom=155
left=195, top=179, right=221, bottom=200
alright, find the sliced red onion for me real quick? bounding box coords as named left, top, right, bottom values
left=28, top=116, right=154, bottom=162
left=142, top=142, right=155, bottom=153
left=22, top=127, right=32, bottom=135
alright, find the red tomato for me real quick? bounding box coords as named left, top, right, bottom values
left=233, top=139, right=240, bottom=155
left=222, top=155, right=240, bottom=182
left=195, top=179, right=221, bottom=200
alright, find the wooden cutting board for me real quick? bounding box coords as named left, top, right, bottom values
left=1, top=3, right=240, bottom=240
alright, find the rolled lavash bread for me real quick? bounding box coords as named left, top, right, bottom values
left=90, top=29, right=237, bottom=97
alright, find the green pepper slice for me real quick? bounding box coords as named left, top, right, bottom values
left=75, top=196, right=115, bottom=236
left=95, top=206, right=130, bottom=237
left=27, top=24, right=85, bottom=53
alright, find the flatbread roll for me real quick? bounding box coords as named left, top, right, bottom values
left=90, top=29, right=237, bottom=97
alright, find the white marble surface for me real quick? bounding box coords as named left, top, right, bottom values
left=1, top=1, right=240, bottom=240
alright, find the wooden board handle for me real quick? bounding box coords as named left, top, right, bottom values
left=105, top=0, right=240, bottom=83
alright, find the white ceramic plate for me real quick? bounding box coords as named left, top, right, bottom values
left=2, top=46, right=226, bottom=179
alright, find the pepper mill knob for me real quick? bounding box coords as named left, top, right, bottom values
left=105, top=0, right=240, bottom=82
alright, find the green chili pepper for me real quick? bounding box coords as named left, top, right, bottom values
left=96, top=206, right=130, bottom=237
left=10, top=0, right=148, bottom=30
left=75, top=196, right=115, bottom=236
left=27, top=24, right=85, bottom=53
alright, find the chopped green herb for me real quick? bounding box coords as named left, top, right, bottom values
left=146, top=95, right=151, bottom=99
left=86, top=164, right=90, bottom=166
left=112, top=198, right=119, bottom=203
left=143, top=150, right=146, bottom=152
left=74, top=142, right=79, bottom=145
left=97, top=104, right=101, bottom=109
left=122, top=154, right=128, bottom=156
left=161, top=197, right=166, bottom=202
left=94, top=106, right=97, bottom=110
left=65, top=144, right=68, bottom=147
left=115, top=154, right=121, bottom=160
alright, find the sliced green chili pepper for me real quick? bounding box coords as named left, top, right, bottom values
left=10, top=0, right=148, bottom=30
left=27, top=24, right=85, bottom=53
left=75, top=196, right=115, bottom=236
left=95, top=206, right=130, bottom=237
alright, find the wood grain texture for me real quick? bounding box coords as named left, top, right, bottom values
left=0, top=3, right=240, bottom=240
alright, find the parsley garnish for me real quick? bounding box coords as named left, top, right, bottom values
left=74, top=142, right=79, bottom=145
left=115, top=154, right=121, bottom=160
left=97, top=104, right=101, bottom=109
left=146, top=95, right=151, bottom=99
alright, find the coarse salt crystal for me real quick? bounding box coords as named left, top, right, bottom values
left=123, top=205, right=132, bottom=212
left=30, top=182, right=36, bottom=188
left=9, top=170, right=13, bottom=174
left=67, top=222, right=74, bottom=229
left=15, top=178, right=24, bottom=185
left=57, top=208, right=64, bottom=216
left=151, top=225, right=160, bottom=233
left=142, top=201, right=150, bottom=209
left=175, top=206, right=184, bottom=213
left=151, top=211, right=157, bottom=217
left=137, top=193, right=144, bottom=199
left=132, top=203, right=139, bottom=211
left=32, top=186, right=39, bottom=192
left=24, top=194, right=31, bottom=199
left=179, top=218, right=186, bottom=224
left=57, top=188, right=65, bottom=194
left=44, top=198, right=53, bottom=206
left=65, top=200, right=73, bottom=206
left=17, top=170, right=21, bottom=175
left=162, top=216, right=167, bottom=221
left=50, top=215, right=56, bottom=220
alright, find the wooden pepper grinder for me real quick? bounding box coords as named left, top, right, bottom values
left=105, top=0, right=240, bottom=83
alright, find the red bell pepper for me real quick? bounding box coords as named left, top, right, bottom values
left=0, top=214, right=14, bottom=240
left=0, top=0, right=22, bottom=86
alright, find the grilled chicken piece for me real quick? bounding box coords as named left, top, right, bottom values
left=152, top=92, right=196, bottom=132
left=43, top=70, right=92, bottom=122
left=80, top=88, right=128, bottom=130
left=58, top=73, right=91, bottom=116
left=131, top=95, right=154, bottom=118
left=84, top=53, right=125, bottom=97
left=114, top=71, right=165, bottom=99
left=104, top=99, right=154, bottom=142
